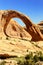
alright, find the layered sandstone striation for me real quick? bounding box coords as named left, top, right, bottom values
left=38, top=21, right=43, bottom=34
left=0, top=10, right=43, bottom=41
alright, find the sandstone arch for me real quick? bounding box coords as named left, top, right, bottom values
left=2, top=10, right=43, bottom=41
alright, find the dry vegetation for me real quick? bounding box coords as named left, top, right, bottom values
left=0, top=37, right=43, bottom=65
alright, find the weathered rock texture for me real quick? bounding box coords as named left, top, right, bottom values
left=38, top=21, right=43, bottom=34
left=0, top=10, right=43, bottom=41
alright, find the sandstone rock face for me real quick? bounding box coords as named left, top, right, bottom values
left=38, top=21, right=43, bottom=34
left=0, top=10, right=43, bottom=41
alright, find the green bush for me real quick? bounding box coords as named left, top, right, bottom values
left=17, top=59, right=35, bottom=65
left=0, top=61, right=6, bottom=65
left=33, top=55, right=39, bottom=62
left=39, top=55, right=43, bottom=61
left=17, top=51, right=43, bottom=65
left=25, top=52, right=33, bottom=60
left=35, top=51, right=43, bottom=61
left=17, top=60, right=24, bottom=65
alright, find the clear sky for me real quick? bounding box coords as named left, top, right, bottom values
left=0, top=0, right=43, bottom=26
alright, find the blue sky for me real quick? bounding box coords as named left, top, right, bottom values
left=0, top=0, right=43, bottom=26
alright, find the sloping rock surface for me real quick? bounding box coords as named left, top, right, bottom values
left=0, top=38, right=43, bottom=58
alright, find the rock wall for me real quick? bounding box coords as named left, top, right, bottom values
left=38, top=21, right=43, bottom=34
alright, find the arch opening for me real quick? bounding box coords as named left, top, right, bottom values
left=11, top=18, right=25, bottom=27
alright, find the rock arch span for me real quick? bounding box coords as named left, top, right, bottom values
left=1, top=10, right=43, bottom=41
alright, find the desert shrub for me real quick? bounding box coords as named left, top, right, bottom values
left=39, top=55, right=43, bottom=61
left=33, top=55, right=39, bottom=62
left=17, top=51, right=43, bottom=65
left=14, top=39, right=16, bottom=41
left=26, top=60, right=35, bottom=65
left=17, top=60, right=24, bottom=65
left=26, top=49, right=28, bottom=52
left=17, top=59, right=35, bottom=65
left=25, top=52, right=33, bottom=60
left=17, top=56, right=25, bottom=65
left=6, top=37, right=9, bottom=40
left=38, top=51, right=42, bottom=56
left=11, top=50, right=15, bottom=52
left=35, top=51, right=42, bottom=57
left=35, top=51, right=43, bottom=61
left=25, top=54, right=31, bottom=60
left=0, top=61, right=6, bottom=65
